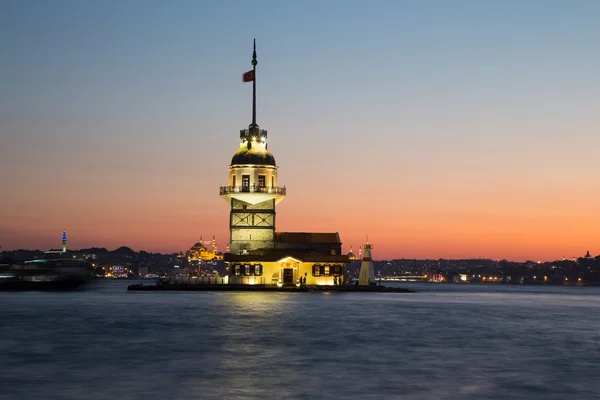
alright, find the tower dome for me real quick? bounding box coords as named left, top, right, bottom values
left=230, top=141, right=276, bottom=166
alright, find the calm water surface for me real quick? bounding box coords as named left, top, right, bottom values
left=1, top=281, right=600, bottom=400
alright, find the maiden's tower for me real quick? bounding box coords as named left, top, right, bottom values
left=220, top=41, right=349, bottom=286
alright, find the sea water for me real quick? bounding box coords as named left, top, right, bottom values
left=1, top=281, right=600, bottom=400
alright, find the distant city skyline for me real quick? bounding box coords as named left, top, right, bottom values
left=1, top=1, right=599, bottom=261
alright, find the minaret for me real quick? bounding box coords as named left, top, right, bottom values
left=220, top=40, right=286, bottom=255
left=62, top=230, right=67, bottom=253
left=348, top=246, right=355, bottom=260
left=358, top=237, right=375, bottom=285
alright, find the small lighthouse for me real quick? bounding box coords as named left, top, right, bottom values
left=62, top=230, right=67, bottom=253
left=358, top=238, right=375, bottom=286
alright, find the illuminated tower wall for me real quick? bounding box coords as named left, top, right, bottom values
left=62, top=230, right=67, bottom=252
left=220, top=40, right=285, bottom=255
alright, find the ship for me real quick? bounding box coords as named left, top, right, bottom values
left=0, top=257, right=93, bottom=291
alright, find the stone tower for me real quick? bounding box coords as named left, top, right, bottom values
left=62, top=230, right=67, bottom=253
left=220, top=40, right=286, bottom=255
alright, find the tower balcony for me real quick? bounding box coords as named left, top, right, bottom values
left=220, top=185, right=286, bottom=205
left=220, top=185, right=286, bottom=196
left=240, top=127, right=267, bottom=140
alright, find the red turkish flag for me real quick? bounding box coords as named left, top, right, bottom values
left=242, top=70, right=254, bottom=82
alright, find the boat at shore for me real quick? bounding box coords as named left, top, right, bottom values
left=0, top=258, right=93, bottom=291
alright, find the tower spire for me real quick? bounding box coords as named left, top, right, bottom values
left=251, top=38, right=257, bottom=129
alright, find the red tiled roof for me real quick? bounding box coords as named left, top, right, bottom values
left=224, top=248, right=348, bottom=263
left=275, top=232, right=340, bottom=244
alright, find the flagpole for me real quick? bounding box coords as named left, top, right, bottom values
left=251, top=38, right=257, bottom=128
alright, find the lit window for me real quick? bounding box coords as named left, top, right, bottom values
left=242, top=175, right=250, bottom=191
left=313, top=264, right=320, bottom=277
left=234, top=265, right=240, bottom=276
left=324, top=265, right=330, bottom=276
left=333, top=265, right=342, bottom=277
left=245, top=264, right=251, bottom=276
left=254, top=264, right=262, bottom=276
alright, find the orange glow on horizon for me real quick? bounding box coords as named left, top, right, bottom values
left=2, top=178, right=598, bottom=262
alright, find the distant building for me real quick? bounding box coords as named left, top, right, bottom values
left=45, top=230, right=71, bottom=256
left=108, top=265, right=128, bottom=278
left=139, top=266, right=149, bottom=277
left=578, top=250, right=599, bottom=272
left=348, top=246, right=357, bottom=261
left=219, top=41, right=348, bottom=286
left=186, top=236, right=224, bottom=263
left=62, top=230, right=67, bottom=252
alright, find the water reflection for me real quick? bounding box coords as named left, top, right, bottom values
left=1, top=281, right=600, bottom=399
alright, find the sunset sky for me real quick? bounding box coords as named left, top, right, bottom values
left=1, top=0, right=599, bottom=261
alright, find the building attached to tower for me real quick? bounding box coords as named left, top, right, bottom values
left=219, top=41, right=348, bottom=286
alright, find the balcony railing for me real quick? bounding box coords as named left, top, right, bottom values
left=220, top=185, right=286, bottom=195
left=240, top=128, right=267, bottom=139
